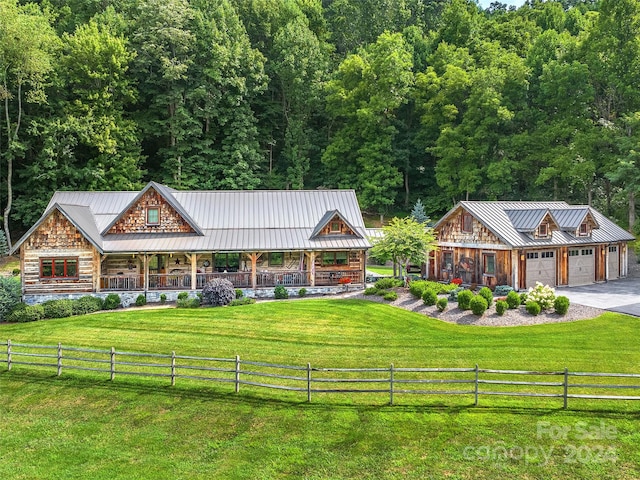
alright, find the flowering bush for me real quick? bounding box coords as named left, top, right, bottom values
left=526, top=282, right=556, bottom=310
left=451, top=277, right=463, bottom=286
left=338, top=276, right=352, bottom=285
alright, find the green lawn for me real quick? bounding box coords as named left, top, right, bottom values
left=366, top=265, right=395, bottom=276
left=2, top=300, right=640, bottom=479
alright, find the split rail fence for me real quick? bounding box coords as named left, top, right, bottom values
left=3, top=339, right=640, bottom=408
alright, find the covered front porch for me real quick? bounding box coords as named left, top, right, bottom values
left=98, top=250, right=365, bottom=292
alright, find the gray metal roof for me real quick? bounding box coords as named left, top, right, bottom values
left=505, top=209, right=548, bottom=232
left=435, top=201, right=635, bottom=248
left=13, top=184, right=371, bottom=253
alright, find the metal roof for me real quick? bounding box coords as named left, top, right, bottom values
left=505, top=209, right=548, bottom=232
left=13, top=184, right=371, bottom=253
left=435, top=201, right=634, bottom=248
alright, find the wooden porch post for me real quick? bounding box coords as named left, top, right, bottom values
left=310, top=252, right=316, bottom=287
left=251, top=253, right=257, bottom=289
left=191, top=253, right=198, bottom=290
left=143, top=254, right=149, bottom=293
left=95, top=253, right=102, bottom=292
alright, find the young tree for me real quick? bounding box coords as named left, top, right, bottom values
left=410, top=199, right=428, bottom=224
left=369, top=216, right=437, bottom=279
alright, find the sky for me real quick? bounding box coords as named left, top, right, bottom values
left=478, top=0, right=527, bottom=8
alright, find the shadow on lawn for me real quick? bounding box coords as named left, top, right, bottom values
left=4, top=369, right=640, bottom=419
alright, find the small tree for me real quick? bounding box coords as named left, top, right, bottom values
left=370, top=216, right=438, bottom=279
left=410, top=199, right=429, bottom=224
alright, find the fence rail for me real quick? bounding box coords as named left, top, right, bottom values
left=3, top=339, right=640, bottom=408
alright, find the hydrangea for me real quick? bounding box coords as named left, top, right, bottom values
left=527, top=282, right=556, bottom=310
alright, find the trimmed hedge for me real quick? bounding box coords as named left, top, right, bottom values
left=103, top=294, right=121, bottom=310
left=495, top=300, right=508, bottom=316
left=526, top=301, right=541, bottom=316
left=42, top=299, right=74, bottom=319
left=383, top=291, right=398, bottom=301
left=8, top=304, right=45, bottom=323
left=506, top=291, right=521, bottom=309
left=436, top=297, right=448, bottom=312
left=470, top=295, right=488, bottom=316
left=274, top=285, right=289, bottom=299
left=554, top=296, right=570, bottom=315
left=422, top=289, right=438, bottom=306
left=230, top=298, right=256, bottom=306
left=135, top=294, right=147, bottom=307
left=375, top=277, right=403, bottom=290
left=478, top=287, right=493, bottom=308
left=72, top=296, right=104, bottom=315
left=364, top=287, right=379, bottom=295
left=457, top=290, right=474, bottom=310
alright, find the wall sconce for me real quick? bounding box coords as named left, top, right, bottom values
left=520, top=254, right=525, bottom=261
left=563, top=252, right=567, bottom=258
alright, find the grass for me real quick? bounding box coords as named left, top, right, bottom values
left=366, top=265, right=395, bottom=276
left=2, top=300, right=640, bottom=479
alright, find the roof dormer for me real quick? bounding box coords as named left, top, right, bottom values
left=311, top=210, right=362, bottom=239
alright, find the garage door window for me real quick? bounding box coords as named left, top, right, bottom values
left=526, top=252, right=538, bottom=259
left=569, top=250, right=579, bottom=257
left=582, top=249, right=593, bottom=256
left=541, top=252, right=554, bottom=258
left=609, top=246, right=617, bottom=253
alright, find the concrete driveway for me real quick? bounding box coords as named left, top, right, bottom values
left=555, top=277, right=640, bottom=317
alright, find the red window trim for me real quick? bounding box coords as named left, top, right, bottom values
left=40, top=257, right=79, bottom=279
left=146, top=207, right=160, bottom=226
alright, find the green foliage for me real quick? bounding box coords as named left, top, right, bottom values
left=160, top=294, right=167, bottom=305
left=0, top=276, right=21, bottom=321
left=422, top=289, right=438, bottom=306
left=478, top=287, right=494, bottom=308
left=470, top=295, right=488, bottom=316
left=135, top=295, right=147, bottom=307
left=506, top=291, right=521, bottom=309
left=447, top=287, right=464, bottom=302
left=383, top=290, right=398, bottom=301
left=410, top=280, right=457, bottom=298
left=42, top=300, right=74, bottom=319
left=410, top=199, right=428, bottom=224
left=526, top=282, right=556, bottom=310
left=520, top=292, right=529, bottom=305
left=8, top=303, right=45, bottom=323
left=177, top=297, right=201, bottom=308
left=202, top=279, right=235, bottom=306
left=274, top=285, right=289, bottom=299
left=409, top=281, right=427, bottom=298
left=229, top=297, right=256, bottom=307
left=12, top=268, right=20, bottom=276
left=526, top=301, right=542, bottom=316
left=235, top=289, right=244, bottom=299
left=0, top=230, right=9, bottom=257
left=177, top=292, right=189, bottom=301
left=298, top=288, right=307, bottom=297
left=72, top=296, right=103, bottom=315
left=436, top=297, right=448, bottom=312
left=554, top=296, right=570, bottom=315
left=364, top=287, right=379, bottom=295
left=457, top=290, right=474, bottom=310
left=103, top=294, right=121, bottom=310
left=375, top=277, right=402, bottom=290
left=495, top=300, right=508, bottom=316
left=493, top=285, right=514, bottom=297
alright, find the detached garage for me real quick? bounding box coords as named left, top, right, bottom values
left=433, top=201, right=635, bottom=290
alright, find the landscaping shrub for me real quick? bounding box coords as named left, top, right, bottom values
left=8, top=304, right=45, bottom=323
left=409, top=280, right=427, bottom=298
left=160, top=294, right=167, bottom=304
left=364, top=287, right=378, bottom=295
left=493, top=285, right=514, bottom=296
left=422, top=289, right=438, bottom=306
left=72, top=296, right=103, bottom=315
left=411, top=280, right=458, bottom=297
left=0, top=276, right=21, bottom=321
left=447, top=287, right=464, bottom=302
left=383, top=291, right=398, bottom=301
left=230, top=297, right=256, bottom=306
left=478, top=287, right=494, bottom=308
left=177, top=291, right=189, bottom=301
left=457, top=290, right=474, bottom=310
left=436, top=297, right=448, bottom=312
left=506, top=291, right=521, bottom=309
left=103, top=293, right=121, bottom=310
left=202, top=278, right=236, bottom=306
left=12, top=268, right=20, bottom=276
left=177, top=297, right=201, bottom=308
left=527, top=282, right=555, bottom=310
left=520, top=292, right=528, bottom=304
left=42, top=299, right=74, bottom=319
left=495, top=300, right=508, bottom=316
left=470, top=295, right=488, bottom=316
left=235, top=289, right=244, bottom=299
left=298, top=288, right=307, bottom=297
left=274, top=285, right=289, bottom=299
left=135, top=294, right=147, bottom=307
left=526, top=301, right=541, bottom=316
left=554, top=296, right=570, bottom=315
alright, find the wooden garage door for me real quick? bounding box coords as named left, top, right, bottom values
left=607, top=245, right=619, bottom=280
left=568, top=248, right=595, bottom=286
left=525, top=251, right=556, bottom=289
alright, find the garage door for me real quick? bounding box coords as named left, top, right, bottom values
left=525, top=251, right=556, bottom=289
left=569, top=248, right=595, bottom=286
left=607, top=245, right=619, bottom=280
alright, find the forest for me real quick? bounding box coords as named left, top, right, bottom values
left=1, top=0, right=639, bottom=247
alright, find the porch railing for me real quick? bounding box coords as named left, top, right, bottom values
left=148, top=273, right=191, bottom=290
left=257, top=271, right=309, bottom=287
left=196, top=272, right=252, bottom=289
left=314, top=270, right=362, bottom=286
left=100, top=275, right=143, bottom=291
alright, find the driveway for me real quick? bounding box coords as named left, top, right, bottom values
left=555, top=276, right=640, bottom=317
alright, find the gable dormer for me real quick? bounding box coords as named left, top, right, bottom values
left=102, top=182, right=202, bottom=235
left=577, top=212, right=598, bottom=237
left=534, top=211, right=558, bottom=239
left=311, top=210, right=362, bottom=239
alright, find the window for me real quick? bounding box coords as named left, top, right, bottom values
left=40, top=258, right=78, bottom=279
left=609, top=246, right=617, bottom=253
left=579, top=223, right=588, bottom=236
left=569, top=250, right=579, bottom=257
left=214, top=253, right=240, bottom=272
left=538, top=223, right=548, bottom=237
left=442, top=251, right=453, bottom=271
left=581, top=249, right=593, bottom=256
left=526, top=252, right=538, bottom=259
left=269, top=252, right=284, bottom=266
left=322, top=251, right=348, bottom=266
left=146, top=207, right=160, bottom=225
left=330, top=221, right=341, bottom=233
left=461, top=213, right=473, bottom=233
left=541, top=252, right=554, bottom=258
left=483, top=254, right=495, bottom=275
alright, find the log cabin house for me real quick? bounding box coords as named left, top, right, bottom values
left=430, top=201, right=635, bottom=290
left=12, top=182, right=371, bottom=305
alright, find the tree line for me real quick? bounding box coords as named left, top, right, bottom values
left=1, top=0, right=639, bottom=247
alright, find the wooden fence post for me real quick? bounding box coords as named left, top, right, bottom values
left=171, top=351, right=176, bottom=386
left=563, top=367, right=568, bottom=410
left=235, top=355, right=240, bottom=393
left=307, top=363, right=311, bottom=403
left=7, top=339, right=11, bottom=371
left=390, top=363, right=395, bottom=406
left=110, top=347, right=116, bottom=381
left=57, top=343, right=62, bottom=376
left=474, top=364, right=479, bottom=406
